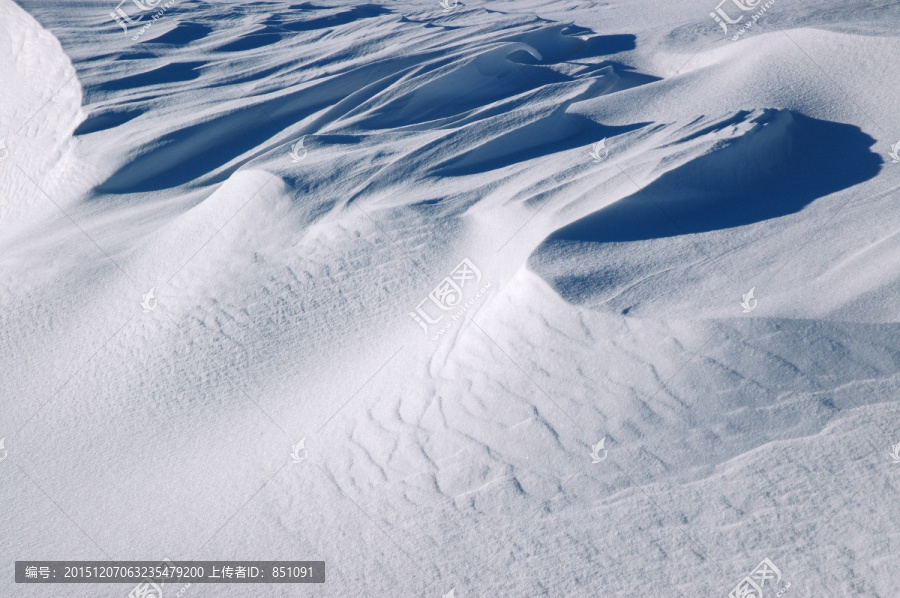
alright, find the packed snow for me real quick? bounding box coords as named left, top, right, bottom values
left=2, top=0, right=900, bottom=596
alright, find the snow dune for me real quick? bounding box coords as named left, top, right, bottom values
left=2, top=0, right=900, bottom=596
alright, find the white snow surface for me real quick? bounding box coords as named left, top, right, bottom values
left=2, top=0, right=900, bottom=596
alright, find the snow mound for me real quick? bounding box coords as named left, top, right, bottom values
left=530, top=109, right=883, bottom=315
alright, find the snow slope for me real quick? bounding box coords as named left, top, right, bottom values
left=2, top=0, right=900, bottom=596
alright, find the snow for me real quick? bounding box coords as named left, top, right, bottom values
left=2, top=0, right=900, bottom=596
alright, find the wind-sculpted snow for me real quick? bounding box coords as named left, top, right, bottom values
left=3, top=0, right=900, bottom=597
left=530, top=109, right=884, bottom=312
left=100, top=27, right=645, bottom=193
